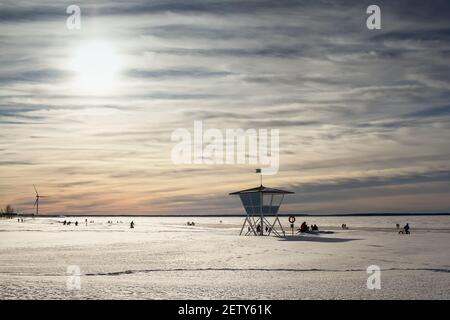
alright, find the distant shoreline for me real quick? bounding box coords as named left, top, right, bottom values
left=12, top=213, right=450, bottom=218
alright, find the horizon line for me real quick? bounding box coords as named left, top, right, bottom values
left=7, top=212, right=450, bottom=218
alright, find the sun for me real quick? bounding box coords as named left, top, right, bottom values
left=69, top=41, right=122, bottom=94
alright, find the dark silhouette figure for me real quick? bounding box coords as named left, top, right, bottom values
left=299, top=222, right=309, bottom=233
left=130, top=221, right=135, bottom=229
left=404, top=223, right=410, bottom=234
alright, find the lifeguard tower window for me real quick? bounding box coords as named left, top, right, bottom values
left=240, top=193, right=257, bottom=215
left=239, top=193, right=285, bottom=214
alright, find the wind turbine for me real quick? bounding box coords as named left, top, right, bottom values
left=33, top=185, right=47, bottom=216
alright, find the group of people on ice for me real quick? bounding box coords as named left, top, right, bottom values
left=297, top=221, right=319, bottom=233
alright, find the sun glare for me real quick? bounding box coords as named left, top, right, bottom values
left=69, top=42, right=122, bottom=94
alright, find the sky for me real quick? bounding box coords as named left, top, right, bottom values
left=0, top=0, right=450, bottom=215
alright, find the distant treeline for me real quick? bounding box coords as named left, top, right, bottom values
left=0, top=204, right=18, bottom=217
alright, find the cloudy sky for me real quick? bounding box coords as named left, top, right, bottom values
left=1, top=0, right=449, bottom=215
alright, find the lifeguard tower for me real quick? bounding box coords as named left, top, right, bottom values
left=229, top=173, right=294, bottom=236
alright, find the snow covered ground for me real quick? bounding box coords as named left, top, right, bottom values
left=0, top=216, right=449, bottom=299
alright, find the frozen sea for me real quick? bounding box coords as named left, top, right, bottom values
left=0, top=215, right=449, bottom=299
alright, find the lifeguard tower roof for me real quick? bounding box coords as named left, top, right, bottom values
left=229, top=185, right=294, bottom=195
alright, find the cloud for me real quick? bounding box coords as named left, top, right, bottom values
left=125, top=67, right=233, bottom=79
left=406, top=105, right=450, bottom=118
left=0, top=69, right=70, bottom=84
left=291, top=170, right=450, bottom=194
left=0, top=160, right=34, bottom=166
